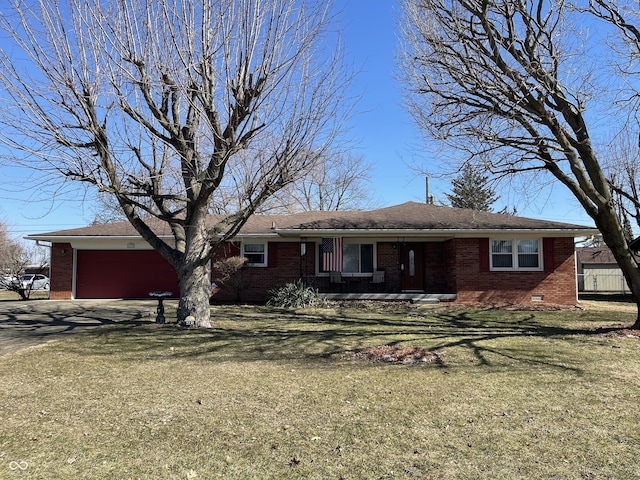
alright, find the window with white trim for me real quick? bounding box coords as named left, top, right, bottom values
left=490, top=239, right=541, bottom=270
left=242, top=243, right=267, bottom=266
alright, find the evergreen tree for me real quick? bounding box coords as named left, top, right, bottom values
left=445, top=163, right=499, bottom=211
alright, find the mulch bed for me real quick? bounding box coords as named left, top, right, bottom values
left=350, top=345, right=442, bottom=365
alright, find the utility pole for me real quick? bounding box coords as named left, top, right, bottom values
left=425, top=176, right=434, bottom=204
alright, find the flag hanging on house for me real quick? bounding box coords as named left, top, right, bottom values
left=322, top=237, right=343, bottom=272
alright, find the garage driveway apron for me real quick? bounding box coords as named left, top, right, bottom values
left=0, top=300, right=158, bottom=357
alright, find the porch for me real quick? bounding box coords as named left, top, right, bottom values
left=302, top=240, right=453, bottom=298
left=321, top=292, right=458, bottom=304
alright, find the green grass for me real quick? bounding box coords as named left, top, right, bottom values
left=1, top=302, right=640, bottom=479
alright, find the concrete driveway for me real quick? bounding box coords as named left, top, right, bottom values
left=0, top=299, right=164, bottom=357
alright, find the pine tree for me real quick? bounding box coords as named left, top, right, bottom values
left=445, top=163, right=499, bottom=211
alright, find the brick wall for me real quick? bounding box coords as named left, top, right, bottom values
left=425, top=242, right=448, bottom=293
left=452, top=237, right=577, bottom=306
left=213, top=241, right=314, bottom=303
left=47, top=237, right=579, bottom=306
left=443, top=240, right=457, bottom=292
left=376, top=242, right=400, bottom=292
left=50, top=243, right=73, bottom=300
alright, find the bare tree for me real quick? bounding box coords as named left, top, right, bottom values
left=206, top=149, right=374, bottom=214
left=399, top=0, right=640, bottom=326
left=291, top=151, right=373, bottom=211
left=0, top=222, right=47, bottom=300
left=604, top=129, right=640, bottom=237
left=211, top=256, right=247, bottom=302
left=0, top=222, right=19, bottom=274
left=262, top=151, right=374, bottom=212
left=0, top=0, right=353, bottom=327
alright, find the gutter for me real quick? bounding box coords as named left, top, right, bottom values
left=25, top=232, right=281, bottom=244
left=26, top=228, right=599, bottom=244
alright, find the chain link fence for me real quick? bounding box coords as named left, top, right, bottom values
left=577, top=272, right=631, bottom=294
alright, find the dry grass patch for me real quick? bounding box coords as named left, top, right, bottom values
left=1, top=302, right=640, bottom=478
left=0, top=290, right=49, bottom=301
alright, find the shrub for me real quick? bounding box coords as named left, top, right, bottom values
left=212, top=256, right=247, bottom=301
left=267, top=279, right=324, bottom=308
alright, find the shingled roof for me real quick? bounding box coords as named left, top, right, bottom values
left=576, top=247, right=618, bottom=265
left=279, top=202, right=593, bottom=232
left=27, top=201, right=596, bottom=240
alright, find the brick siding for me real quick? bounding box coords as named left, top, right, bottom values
left=376, top=242, right=400, bottom=292
left=213, top=242, right=314, bottom=303
left=49, top=237, right=579, bottom=306
left=49, top=243, right=73, bottom=300
left=452, top=237, right=577, bottom=306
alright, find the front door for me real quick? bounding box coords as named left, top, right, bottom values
left=401, top=243, right=424, bottom=291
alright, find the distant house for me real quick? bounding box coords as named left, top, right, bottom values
left=576, top=247, right=635, bottom=293
left=27, top=202, right=596, bottom=306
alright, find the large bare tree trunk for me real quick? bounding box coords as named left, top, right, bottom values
left=177, top=262, right=212, bottom=329
left=175, top=208, right=214, bottom=328
left=0, top=0, right=352, bottom=328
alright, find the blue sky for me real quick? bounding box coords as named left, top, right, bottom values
left=0, top=0, right=596, bottom=240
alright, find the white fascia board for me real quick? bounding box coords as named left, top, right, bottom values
left=25, top=232, right=280, bottom=249
left=25, top=235, right=172, bottom=250
left=25, top=234, right=155, bottom=242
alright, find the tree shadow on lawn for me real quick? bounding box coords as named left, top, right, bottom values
left=0, top=302, right=149, bottom=356
left=75, top=306, right=632, bottom=372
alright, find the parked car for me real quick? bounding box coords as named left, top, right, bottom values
left=21, top=274, right=50, bottom=290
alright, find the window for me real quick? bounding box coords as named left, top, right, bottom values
left=517, top=239, right=540, bottom=268
left=343, top=243, right=374, bottom=273
left=318, top=241, right=374, bottom=273
left=242, top=243, right=267, bottom=266
left=491, top=240, right=513, bottom=268
left=491, top=239, right=541, bottom=270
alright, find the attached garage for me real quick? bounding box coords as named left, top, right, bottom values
left=76, top=250, right=178, bottom=299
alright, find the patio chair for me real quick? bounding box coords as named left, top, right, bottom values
left=369, top=270, right=385, bottom=284
left=329, top=271, right=346, bottom=284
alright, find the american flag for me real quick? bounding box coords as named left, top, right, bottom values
left=322, top=237, right=343, bottom=272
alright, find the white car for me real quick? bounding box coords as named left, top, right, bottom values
left=21, top=274, right=50, bottom=290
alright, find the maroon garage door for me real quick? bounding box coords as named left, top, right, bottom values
left=76, top=250, right=179, bottom=299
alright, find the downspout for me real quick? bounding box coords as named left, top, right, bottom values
left=397, top=238, right=404, bottom=293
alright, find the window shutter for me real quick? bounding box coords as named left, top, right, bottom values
left=479, top=238, right=490, bottom=272
left=229, top=242, right=241, bottom=256
left=543, top=238, right=555, bottom=272
left=268, top=243, right=278, bottom=268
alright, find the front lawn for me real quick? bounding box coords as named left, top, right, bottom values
left=1, top=301, right=639, bottom=479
